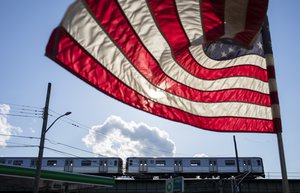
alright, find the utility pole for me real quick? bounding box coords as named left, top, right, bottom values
left=233, top=135, right=241, bottom=193
left=33, top=83, right=51, bottom=193
left=233, top=136, right=240, bottom=175
left=32, top=83, right=71, bottom=193
left=277, top=132, right=290, bottom=193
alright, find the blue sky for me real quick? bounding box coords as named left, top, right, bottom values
left=0, top=1, right=300, bottom=179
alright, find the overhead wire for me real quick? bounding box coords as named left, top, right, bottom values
left=0, top=113, right=43, bottom=118
left=0, top=102, right=42, bottom=110
left=0, top=133, right=40, bottom=140
left=4, top=145, right=38, bottom=148
left=44, top=147, right=80, bottom=158
left=45, top=138, right=105, bottom=157
left=0, top=133, right=105, bottom=158
left=0, top=102, right=43, bottom=119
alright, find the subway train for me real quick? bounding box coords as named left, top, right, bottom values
left=126, top=157, right=264, bottom=179
left=0, top=156, right=264, bottom=179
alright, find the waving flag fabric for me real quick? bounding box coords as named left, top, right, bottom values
left=46, top=0, right=281, bottom=133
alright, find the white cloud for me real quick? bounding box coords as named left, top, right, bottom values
left=82, top=115, right=176, bottom=161
left=0, top=104, right=22, bottom=148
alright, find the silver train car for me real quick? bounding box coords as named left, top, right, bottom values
left=0, top=157, right=123, bottom=176
left=126, top=157, right=264, bottom=179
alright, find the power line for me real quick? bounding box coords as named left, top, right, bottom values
left=0, top=133, right=40, bottom=140
left=0, top=113, right=43, bottom=118
left=0, top=102, right=43, bottom=118
left=0, top=132, right=105, bottom=157
left=9, top=110, right=43, bottom=115
left=4, top=145, right=38, bottom=148
left=0, top=102, right=42, bottom=110
left=44, top=147, right=80, bottom=157
left=5, top=141, right=38, bottom=146
left=45, top=138, right=105, bottom=157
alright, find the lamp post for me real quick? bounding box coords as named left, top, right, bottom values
left=45, top=112, right=72, bottom=133
left=33, top=111, right=71, bottom=193
left=32, top=82, right=72, bottom=193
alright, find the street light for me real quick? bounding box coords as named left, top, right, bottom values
left=46, top=112, right=71, bottom=133
left=33, top=111, right=71, bottom=193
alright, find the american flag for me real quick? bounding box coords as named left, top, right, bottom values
left=46, top=0, right=280, bottom=133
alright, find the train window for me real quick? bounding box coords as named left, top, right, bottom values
left=190, top=160, right=201, bottom=166
left=129, top=160, right=133, bottom=166
left=102, top=161, right=107, bottom=166
left=209, top=160, right=217, bottom=166
left=100, top=161, right=107, bottom=166
left=174, top=160, right=182, bottom=166
left=225, top=160, right=235, bottom=166
left=114, top=160, right=117, bottom=166
left=0, top=159, right=5, bottom=164
left=81, top=160, right=92, bottom=166
left=243, top=160, right=252, bottom=166
left=155, top=160, right=166, bottom=166
left=13, top=160, right=23, bottom=166
left=30, top=159, right=37, bottom=167
left=257, top=159, right=261, bottom=166
left=47, top=160, right=57, bottom=166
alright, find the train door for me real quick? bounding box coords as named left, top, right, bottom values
left=174, top=159, right=183, bottom=173
left=99, top=160, right=108, bottom=173
left=64, top=159, right=73, bottom=172
left=243, top=159, right=252, bottom=172
left=209, top=159, right=218, bottom=173
left=139, top=159, right=148, bottom=173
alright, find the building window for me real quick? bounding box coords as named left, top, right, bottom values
left=47, top=160, right=57, bottom=166
left=81, top=160, right=92, bottom=166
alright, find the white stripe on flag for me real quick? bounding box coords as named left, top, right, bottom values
left=175, top=0, right=203, bottom=44
left=189, top=44, right=267, bottom=70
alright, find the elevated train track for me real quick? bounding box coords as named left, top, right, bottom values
left=1, top=175, right=300, bottom=193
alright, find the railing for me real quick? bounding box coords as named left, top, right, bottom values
left=264, top=171, right=300, bottom=179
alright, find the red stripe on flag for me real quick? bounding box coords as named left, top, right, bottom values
left=45, top=27, right=275, bottom=133
left=201, top=0, right=225, bottom=45
left=147, top=0, right=190, bottom=53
